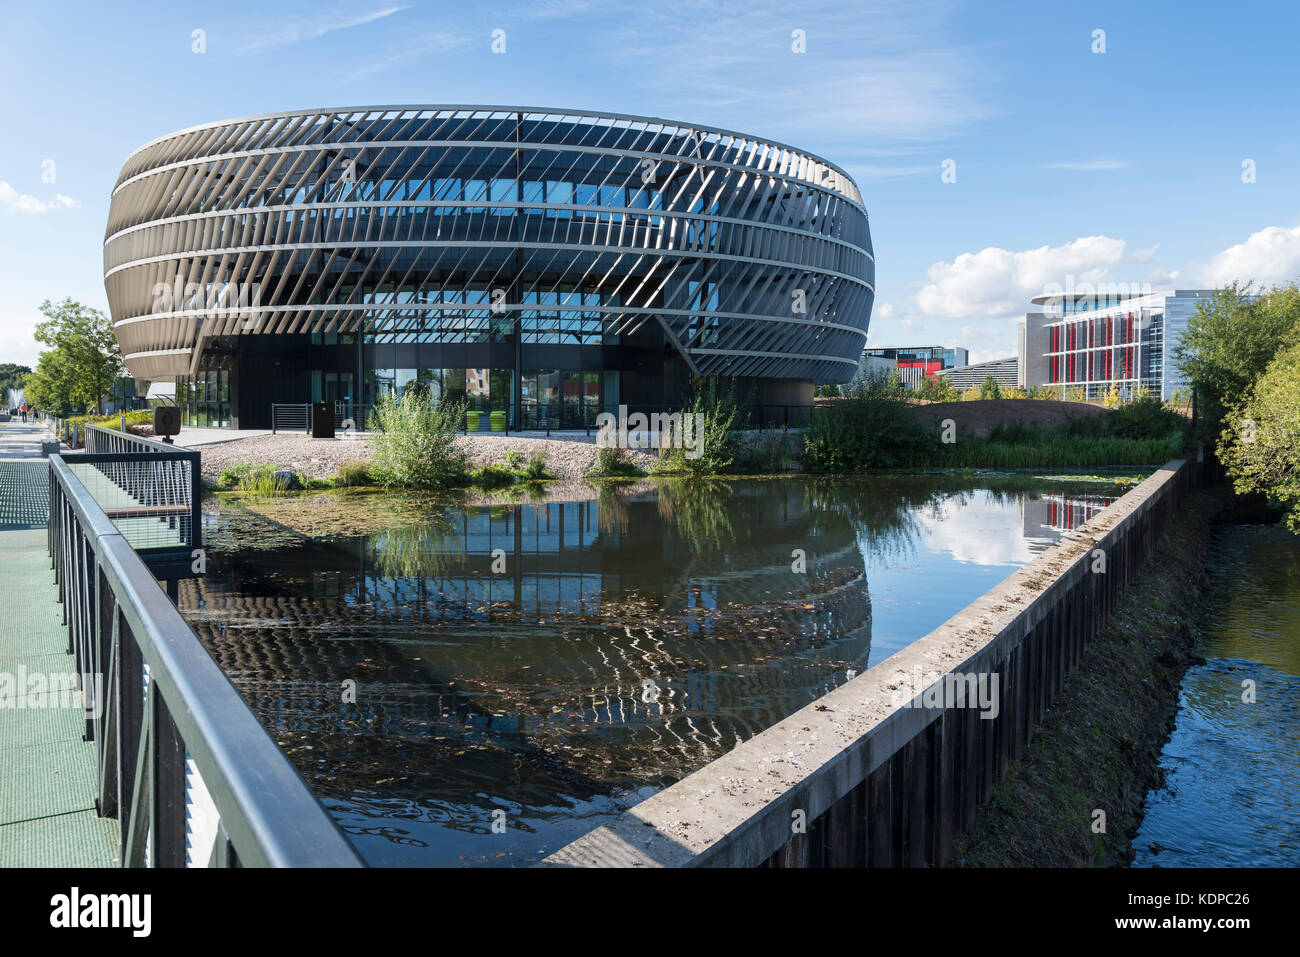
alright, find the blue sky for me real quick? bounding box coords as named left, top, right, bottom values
left=2, top=0, right=1299, bottom=366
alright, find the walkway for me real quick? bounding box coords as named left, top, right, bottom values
left=0, top=420, right=118, bottom=866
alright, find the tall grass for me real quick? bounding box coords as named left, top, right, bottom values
left=216, top=462, right=297, bottom=494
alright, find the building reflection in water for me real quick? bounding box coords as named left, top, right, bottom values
left=185, top=475, right=1130, bottom=864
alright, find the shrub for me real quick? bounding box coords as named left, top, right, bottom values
left=802, top=394, right=936, bottom=472
left=588, top=446, right=645, bottom=477
left=979, top=376, right=1002, bottom=400
left=502, top=449, right=526, bottom=471
left=679, top=381, right=739, bottom=475
left=1110, top=394, right=1186, bottom=440
left=366, top=392, right=468, bottom=488
left=470, top=463, right=515, bottom=488
left=335, top=459, right=372, bottom=487
left=517, top=451, right=551, bottom=480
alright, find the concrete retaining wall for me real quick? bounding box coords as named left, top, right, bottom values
left=545, top=457, right=1201, bottom=867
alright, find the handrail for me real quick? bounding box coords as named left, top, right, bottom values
left=48, top=453, right=364, bottom=868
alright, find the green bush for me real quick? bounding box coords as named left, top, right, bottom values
left=588, top=446, right=645, bottom=477
left=516, top=451, right=551, bottom=480
left=1109, top=394, right=1186, bottom=440
left=366, top=392, right=469, bottom=489
left=802, top=395, right=937, bottom=472
left=678, top=380, right=739, bottom=475
left=470, top=463, right=516, bottom=489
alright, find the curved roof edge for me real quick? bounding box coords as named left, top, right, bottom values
left=117, top=104, right=866, bottom=210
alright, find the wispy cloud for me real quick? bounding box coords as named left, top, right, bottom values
left=1039, top=160, right=1133, bottom=172
left=593, top=0, right=996, bottom=149
left=0, top=182, right=79, bottom=213
left=346, top=31, right=468, bottom=80
left=237, top=5, right=410, bottom=55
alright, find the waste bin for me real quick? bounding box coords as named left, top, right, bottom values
left=490, top=410, right=507, bottom=433
left=465, top=410, right=480, bottom=432
left=311, top=402, right=335, bottom=438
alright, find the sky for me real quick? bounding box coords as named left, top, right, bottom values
left=2, top=0, right=1300, bottom=368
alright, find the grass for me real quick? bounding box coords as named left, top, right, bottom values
left=802, top=393, right=1190, bottom=473
left=587, top=446, right=646, bottom=478
left=952, top=488, right=1227, bottom=866
left=334, top=459, right=372, bottom=487
left=216, top=462, right=298, bottom=494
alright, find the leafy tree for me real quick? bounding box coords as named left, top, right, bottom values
left=0, top=363, right=30, bottom=403
left=918, top=375, right=958, bottom=401
left=1220, top=339, right=1300, bottom=531
left=1175, top=282, right=1300, bottom=427
left=979, top=375, right=1002, bottom=400
left=28, top=299, right=125, bottom=414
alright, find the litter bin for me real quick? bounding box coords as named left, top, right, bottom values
left=465, top=410, right=481, bottom=432
left=490, top=410, right=507, bottom=433
left=311, top=402, right=335, bottom=438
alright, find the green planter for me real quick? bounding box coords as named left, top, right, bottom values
left=465, top=410, right=481, bottom=432
left=490, top=410, right=507, bottom=433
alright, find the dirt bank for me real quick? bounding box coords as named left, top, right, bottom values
left=903, top=398, right=1110, bottom=438
left=951, top=484, right=1231, bottom=867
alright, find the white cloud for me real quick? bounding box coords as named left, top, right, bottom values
left=0, top=182, right=80, bottom=213
left=237, top=5, right=410, bottom=54
left=602, top=0, right=994, bottom=148
left=915, top=235, right=1129, bottom=319
left=1202, top=222, right=1300, bottom=288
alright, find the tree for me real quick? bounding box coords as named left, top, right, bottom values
left=0, top=363, right=30, bottom=403
left=979, top=375, right=1002, bottom=400
left=1220, top=339, right=1300, bottom=531
left=918, top=375, right=958, bottom=402
left=28, top=299, right=125, bottom=414
left=1175, top=282, right=1300, bottom=427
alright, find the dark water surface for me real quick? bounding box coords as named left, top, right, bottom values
left=1133, top=524, right=1300, bottom=867
left=190, top=473, right=1135, bottom=866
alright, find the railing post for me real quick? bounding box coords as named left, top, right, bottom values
left=152, top=689, right=188, bottom=868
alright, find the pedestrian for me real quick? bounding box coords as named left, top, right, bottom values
left=19, top=402, right=27, bottom=423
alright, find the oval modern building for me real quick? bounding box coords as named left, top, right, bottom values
left=104, top=106, right=874, bottom=429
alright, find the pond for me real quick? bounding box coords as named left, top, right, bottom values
left=187, top=472, right=1140, bottom=866
left=1132, top=523, right=1300, bottom=867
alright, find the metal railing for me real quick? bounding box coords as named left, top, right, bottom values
left=271, top=403, right=311, bottom=433
left=47, top=453, right=363, bottom=868
left=55, top=425, right=203, bottom=571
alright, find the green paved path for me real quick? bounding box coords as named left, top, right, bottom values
left=0, top=421, right=118, bottom=866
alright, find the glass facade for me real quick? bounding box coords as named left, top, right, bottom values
left=109, top=108, right=874, bottom=425
left=176, top=365, right=232, bottom=427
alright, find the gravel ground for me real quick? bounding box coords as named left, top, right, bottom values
left=196, top=432, right=659, bottom=482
